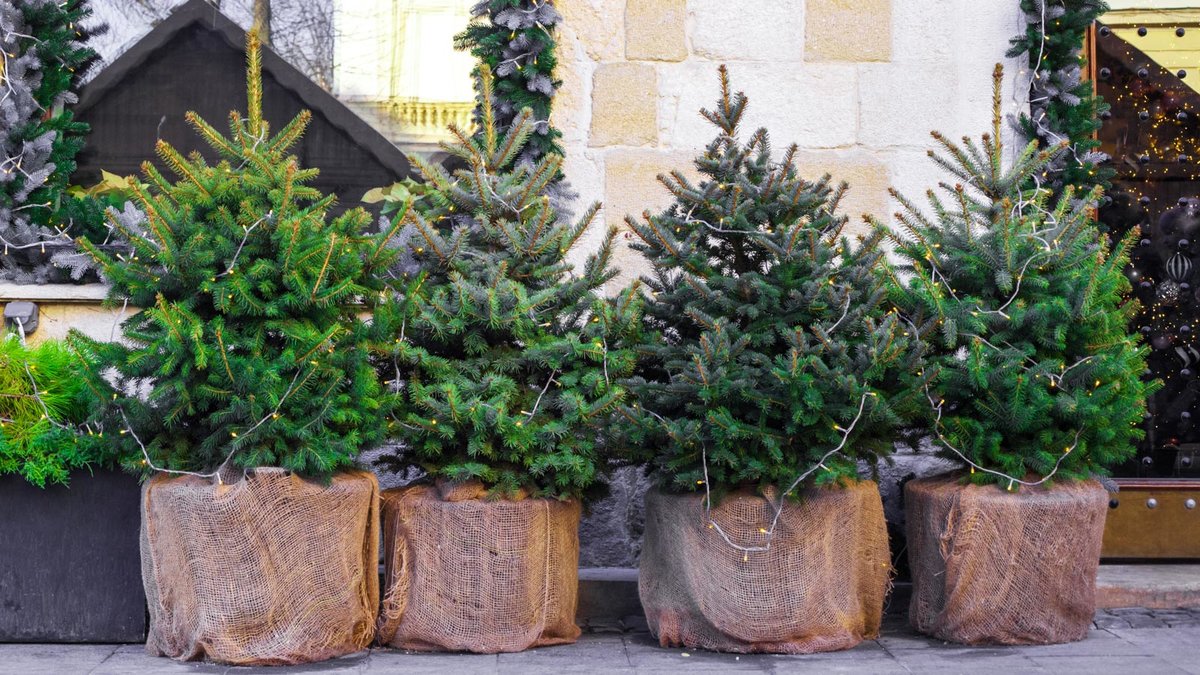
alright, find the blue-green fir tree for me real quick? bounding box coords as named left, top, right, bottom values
left=620, top=67, right=928, bottom=497
left=69, top=32, right=395, bottom=480
left=881, top=66, right=1152, bottom=489
left=372, top=65, right=640, bottom=501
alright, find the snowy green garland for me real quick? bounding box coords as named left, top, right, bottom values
left=456, top=0, right=563, bottom=168
left=1007, top=0, right=1113, bottom=201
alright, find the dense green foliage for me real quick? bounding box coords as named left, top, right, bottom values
left=69, top=33, right=395, bottom=480
left=619, top=68, right=928, bottom=496
left=455, top=0, right=563, bottom=167
left=373, top=66, right=639, bottom=500
left=0, top=336, right=109, bottom=487
left=882, top=67, right=1151, bottom=488
left=1007, top=0, right=1113, bottom=200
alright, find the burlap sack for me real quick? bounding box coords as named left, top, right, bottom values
left=376, top=482, right=582, bottom=653
left=639, top=481, right=891, bottom=654
left=905, top=474, right=1108, bottom=645
left=140, top=468, right=380, bottom=665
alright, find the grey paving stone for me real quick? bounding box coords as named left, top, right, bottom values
left=890, top=648, right=1042, bottom=672
left=1029, top=655, right=1189, bottom=674
left=1126, top=614, right=1172, bottom=629
left=0, top=644, right=117, bottom=675
left=620, top=632, right=781, bottom=672
left=1109, top=606, right=1155, bottom=615
left=1006, top=632, right=1151, bottom=658
left=87, top=645, right=371, bottom=674
left=1094, top=614, right=1132, bottom=629
left=497, top=634, right=630, bottom=671
left=368, top=650, right=498, bottom=674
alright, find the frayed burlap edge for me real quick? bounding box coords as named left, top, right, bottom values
left=376, top=482, right=582, bottom=653
left=638, top=480, right=891, bottom=654
left=905, top=473, right=1108, bottom=645
left=141, top=468, right=380, bottom=665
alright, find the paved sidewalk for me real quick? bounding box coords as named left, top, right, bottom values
left=3, top=609, right=1199, bottom=674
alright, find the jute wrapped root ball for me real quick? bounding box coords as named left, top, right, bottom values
left=640, top=482, right=890, bottom=654
left=376, top=482, right=581, bottom=653
left=905, top=476, right=1107, bottom=645
left=881, top=67, right=1151, bottom=646
left=141, top=470, right=380, bottom=665
left=617, top=68, right=926, bottom=654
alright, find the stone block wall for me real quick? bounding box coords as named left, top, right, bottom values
left=555, top=0, right=1027, bottom=286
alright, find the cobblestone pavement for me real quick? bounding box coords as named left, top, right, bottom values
left=3, top=609, right=1200, bottom=674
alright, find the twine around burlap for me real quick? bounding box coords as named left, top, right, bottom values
left=905, top=474, right=1108, bottom=645
left=140, top=468, right=380, bottom=665
left=638, top=480, right=891, bottom=654
left=376, top=481, right=582, bottom=653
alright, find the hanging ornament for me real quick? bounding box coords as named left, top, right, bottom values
left=1153, top=334, right=1173, bottom=350
left=1175, top=344, right=1200, bottom=368
left=1159, top=279, right=1181, bottom=304
left=1168, top=252, right=1194, bottom=282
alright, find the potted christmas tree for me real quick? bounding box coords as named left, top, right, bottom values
left=68, top=32, right=393, bottom=665
left=371, top=65, right=640, bottom=654
left=0, top=334, right=145, bottom=642
left=884, top=66, right=1152, bottom=645
left=619, top=68, right=926, bottom=654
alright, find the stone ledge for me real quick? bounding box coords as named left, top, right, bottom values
left=1097, top=564, right=1200, bottom=610
left=0, top=283, right=109, bottom=303
left=578, top=567, right=641, bottom=622
left=577, top=565, right=1200, bottom=622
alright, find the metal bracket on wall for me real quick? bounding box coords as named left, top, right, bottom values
left=3, top=301, right=39, bottom=336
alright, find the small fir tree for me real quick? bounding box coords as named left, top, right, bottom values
left=0, top=0, right=101, bottom=282
left=69, top=32, right=395, bottom=479
left=373, top=65, right=639, bottom=500
left=620, top=67, right=927, bottom=497
left=0, top=335, right=109, bottom=487
left=881, top=66, right=1152, bottom=489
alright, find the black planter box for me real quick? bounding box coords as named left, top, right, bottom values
left=0, top=469, right=146, bottom=642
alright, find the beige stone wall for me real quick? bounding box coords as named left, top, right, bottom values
left=555, top=0, right=1027, bottom=287
left=0, top=285, right=121, bottom=346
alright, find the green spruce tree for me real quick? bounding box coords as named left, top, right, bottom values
left=882, top=66, right=1152, bottom=489
left=69, top=32, right=395, bottom=479
left=620, top=67, right=927, bottom=497
left=373, top=65, right=639, bottom=500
